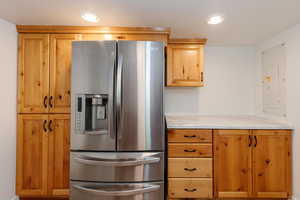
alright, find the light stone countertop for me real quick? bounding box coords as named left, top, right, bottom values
left=166, top=115, right=293, bottom=130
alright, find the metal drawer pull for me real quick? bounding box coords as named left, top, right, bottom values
left=184, top=135, right=196, bottom=138
left=74, top=156, right=160, bottom=167
left=43, top=96, right=48, bottom=108
left=184, top=188, right=197, bottom=192
left=73, top=184, right=160, bottom=196
left=184, top=168, right=197, bottom=172
left=254, top=136, right=258, bottom=147
left=184, top=149, right=196, bottom=152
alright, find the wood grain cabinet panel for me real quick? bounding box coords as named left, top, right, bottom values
left=166, top=39, right=206, bottom=87
left=48, top=115, right=70, bottom=196
left=168, top=158, right=212, bottom=178
left=17, top=114, right=70, bottom=197
left=49, top=34, right=81, bottom=113
left=168, top=129, right=212, bottom=143
left=16, top=115, right=49, bottom=196
left=82, top=33, right=168, bottom=43
left=252, top=130, right=292, bottom=198
left=18, top=34, right=49, bottom=113
left=168, top=178, right=213, bottom=198
left=168, top=143, right=212, bottom=158
left=213, top=130, right=252, bottom=198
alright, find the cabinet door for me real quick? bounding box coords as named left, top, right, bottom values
left=253, top=130, right=292, bottom=198
left=167, top=44, right=204, bottom=87
left=49, top=34, right=81, bottom=113
left=214, top=130, right=252, bottom=198
left=18, top=34, right=49, bottom=113
left=16, top=114, right=49, bottom=196
left=48, top=114, right=70, bottom=196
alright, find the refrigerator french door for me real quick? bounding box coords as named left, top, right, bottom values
left=70, top=40, right=165, bottom=200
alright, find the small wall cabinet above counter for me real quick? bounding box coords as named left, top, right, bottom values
left=166, top=38, right=207, bottom=87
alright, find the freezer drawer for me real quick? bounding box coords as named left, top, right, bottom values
left=70, top=181, right=164, bottom=200
left=70, top=152, right=164, bottom=182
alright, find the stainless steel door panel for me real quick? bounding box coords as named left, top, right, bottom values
left=70, top=152, right=164, bottom=182
left=117, top=41, right=164, bottom=151
left=70, top=181, right=164, bottom=200
left=71, top=41, right=116, bottom=151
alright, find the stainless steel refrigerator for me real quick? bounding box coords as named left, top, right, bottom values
left=70, top=40, right=165, bottom=200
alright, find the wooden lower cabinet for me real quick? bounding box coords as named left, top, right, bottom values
left=252, top=130, right=292, bottom=198
left=168, top=178, right=213, bottom=199
left=17, top=114, right=70, bottom=197
left=16, top=115, right=49, bottom=196
left=213, top=130, right=252, bottom=198
left=214, top=129, right=292, bottom=199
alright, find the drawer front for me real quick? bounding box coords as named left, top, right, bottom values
left=168, top=129, right=212, bottom=143
left=71, top=181, right=164, bottom=200
left=168, top=158, right=212, bottom=178
left=71, top=152, right=164, bottom=182
left=168, top=143, right=212, bottom=158
left=168, top=178, right=213, bottom=198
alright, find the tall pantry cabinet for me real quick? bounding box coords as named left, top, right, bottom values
left=17, top=33, right=79, bottom=197
left=16, top=26, right=170, bottom=199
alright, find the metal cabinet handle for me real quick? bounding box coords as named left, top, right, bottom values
left=48, top=120, right=53, bottom=132
left=248, top=135, right=252, bottom=147
left=43, top=120, right=47, bottom=132
left=184, top=149, right=196, bottom=152
left=254, top=136, right=257, bottom=147
left=74, top=156, right=160, bottom=167
left=184, top=135, right=196, bottom=138
left=49, top=96, right=53, bottom=108
left=201, top=72, right=204, bottom=82
left=73, top=184, right=160, bottom=196
left=43, top=96, right=48, bottom=108
left=184, top=188, right=197, bottom=192
left=184, top=168, right=197, bottom=172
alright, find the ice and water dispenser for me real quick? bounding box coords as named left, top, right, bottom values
left=75, top=94, right=108, bottom=135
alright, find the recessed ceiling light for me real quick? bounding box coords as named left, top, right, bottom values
left=81, top=13, right=99, bottom=23
left=207, top=15, right=224, bottom=25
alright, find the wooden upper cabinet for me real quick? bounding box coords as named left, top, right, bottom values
left=16, top=114, right=49, bottom=196
left=49, top=34, right=81, bottom=113
left=252, top=130, right=292, bottom=198
left=166, top=39, right=206, bottom=87
left=18, top=34, right=49, bottom=113
left=214, top=130, right=252, bottom=198
left=48, top=114, right=70, bottom=196
left=82, top=33, right=168, bottom=43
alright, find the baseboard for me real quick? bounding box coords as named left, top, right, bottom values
left=11, top=196, right=19, bottom=200
left=292, top=196, right=299, bottom=200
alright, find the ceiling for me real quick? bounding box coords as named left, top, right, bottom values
left=1, top=0, right=300, bottom=45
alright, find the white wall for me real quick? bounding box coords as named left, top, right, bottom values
left=0, top=18, right=17, bottom=199
left=165, top=46, right=257, bottom=115
left=256, top=24, right=300, bottom=199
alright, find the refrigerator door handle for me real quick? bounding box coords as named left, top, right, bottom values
left=74, top=156, right=160, bottom=167
left=72, top=184, right=160, bottom=196
left=116, top=54, right=124, bottom=139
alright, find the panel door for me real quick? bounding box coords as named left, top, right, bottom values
left=214, top=130, right=252, bottom=198
left=49, top=34, right=81, bottom=113
left=167, top=44, right=204, bottom=87
left=48, top=114, right=70, bottom=196
left=71, top=41, right=117, bottom=151
left=16, top=114, right=49, bottom=196
left=18, top=34, right=49, bottom=113
left=252, top=130, right=292, bottom=198
left=117, top=41, right=164, bottom=151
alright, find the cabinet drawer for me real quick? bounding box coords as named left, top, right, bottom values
left=168, top=158, right=212, bottom=178
left=168, top=129, right=212, bottom=143
left=168, top=178, right=213, bottom=198
left=168, top=143, right=212, bottom=158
